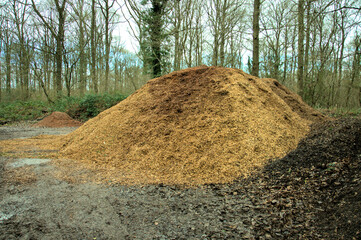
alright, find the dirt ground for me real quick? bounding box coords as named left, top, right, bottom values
left=1, top=117, right=360, bottom=239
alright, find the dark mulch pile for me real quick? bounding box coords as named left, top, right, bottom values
left=239, top=117, right=361, bottom=239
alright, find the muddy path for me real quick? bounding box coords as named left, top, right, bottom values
left=1, top=118, right=360, bottom=239
left=0, top=124, right=79, bottom=140
left=0, top=125, right=263, bottom=240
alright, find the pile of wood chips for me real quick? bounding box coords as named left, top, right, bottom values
left=54, top=66, right=325, bottom=185
left=33, top=112, right=82, bottom=128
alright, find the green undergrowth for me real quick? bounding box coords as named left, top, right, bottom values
left=0, top=93, right=128, bottom=123
left=0, top=100, right=48, bottom=122
left=318, top=107, right=361, bottom=118
left=65, top=94, right=128, bottom=121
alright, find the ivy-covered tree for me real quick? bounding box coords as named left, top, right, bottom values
left=141, top=0, right=169, bottom=78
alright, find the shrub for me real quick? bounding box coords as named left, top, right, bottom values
left=66, top=94, right=127, bottom=121
left=0, top=94, right=128, bottom=123
left=0, top=100, right=48, bottom=122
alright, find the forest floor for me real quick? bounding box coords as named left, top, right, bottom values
left=0, top=116, right=360, bottom=240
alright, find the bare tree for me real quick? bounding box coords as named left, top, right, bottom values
left=91, top=0, right=98, bottom=92
left=12, top=0, right=31, bottom=99
left=261, top=0, right=291, bottom=80
left=172, top=0, right=183, bottom=70
left=207, top=0, right=245, bottom=67
left=31, top=0, right=67, bottom=98
left=347, top=35, right=361, bottom=107
left=69, top=0, right=90, bottom=95
left=297, top=0, right=305, bottom=98
left=99, top=0, right=117, bottom=92
left=3, top=19, right=12, bottom=94
left=122, top=0, right=146, bottom=71
left=170, top=0, right=205, bottom=69
left=0, top=15, right=2, bottom=101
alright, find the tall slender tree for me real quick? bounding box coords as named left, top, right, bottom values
left=69, top=0, right=89, bottom=95
left=91, top=0, right=98, bottom=93
left=252, top=0, right=261, bottom=77
left=99, top=0, right=117, bottom=92
left=4, top=19, right=12, bottom=94
left=347, top=35, right=361, bottom=107
left=13, top=0, right=31, bottom=99
left=297, top=0, right=305, bottom=98
left=0, top=20, right=2, bottom=102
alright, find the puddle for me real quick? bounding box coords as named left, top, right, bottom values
left=9, top=158, right=51, bottom=168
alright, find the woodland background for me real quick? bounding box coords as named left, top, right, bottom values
left=0, top=0, right=360, bottom=110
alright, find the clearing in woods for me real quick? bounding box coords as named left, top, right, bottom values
left=0, top=66, right=359, bottom=239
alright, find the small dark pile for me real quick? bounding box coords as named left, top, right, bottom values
left=244, top=117, right=361, bottom=239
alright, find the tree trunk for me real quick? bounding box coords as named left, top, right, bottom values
left=32, top=0, right=67, bottom=98
left=283, top=24, right=288, bottom=83
left=346, top=36, right=360, bottom=107
left=78, top=0, right=86, bottom=96
left=15, top=63, right=20, bottom=92
left=219, top=0, right=228, bottom=67
left=17, top=38, right=30, bottom=100
left=5, top=42, right=11, bottom=93
left=219, top=32, right=225, bottom=66
left=79, top=29, right=86, bottom=95
left=34, top=61, right=54, bottom=103
left=0, top=70, right=1, bottom=102
left=150, top=0, right=167, bottom=78
left=337, top=8, right=347, bottom=104
left=297, top=0, right=305, bottom=98
left=43, top=31, right=51, bottom=93
left=252, top=0, right=260, bottom=77
left=304, top=0, right=311, bottom=81
left=114, top=60, right=118, bottom=92
left=22, top=48, right=30, bottom=100
left=100, top=0, right=115, bottom=92
left=13, top=1, right=29, bottom=99
left=54, top=0, right=66, bottom=98
left=105, top=17, right=110, bottom=92
left=211, top=1, right=219, bottom=66
left=173, top=0, right=181, bottom=71
left=55, top=28, right=64, bottom=97
left=195, top=2, right=202, bottom=66
left=91, top=0, right=98, bottom=92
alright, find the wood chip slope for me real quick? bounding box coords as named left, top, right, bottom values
left=58, top=66, right=324, bottom=185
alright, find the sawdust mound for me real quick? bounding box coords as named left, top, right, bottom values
left=262, top=78, right=326, bottom=122
left=33, top=112, right=82, bottom=128
left=59, top=66, right=325, bottom=185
